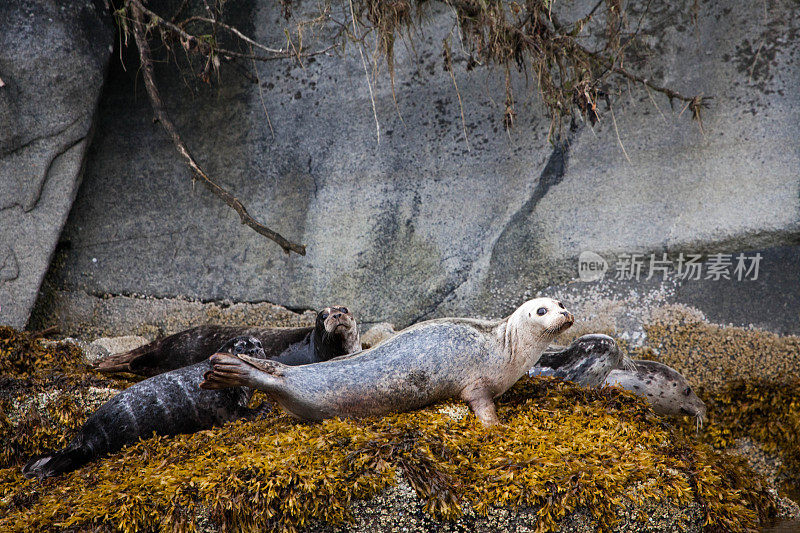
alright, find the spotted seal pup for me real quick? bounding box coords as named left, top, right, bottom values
left=604, top=360, right=707, bottom=428
left=200, top=297, right=574, bottom=426
left=23, top=337, right=275, bottom=479
left=529, top=334, right=633, bottom=388
left=95, top=306, right=360, bottom=376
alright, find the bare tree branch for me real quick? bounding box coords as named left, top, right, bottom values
left=180, top=16, right=286, bottom=54
left=129, top=0, right=306, bottom=256
left=129, top=3, right=336, bottom=62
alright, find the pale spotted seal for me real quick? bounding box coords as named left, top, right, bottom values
left=604, top=359, right=707, bottom=428
left=529, top=334, right=632, bottom=388
left=200, top=297, right=574, bottom=426
left=94, top=307, right=360, bottom=376
left=23, top=336, right=272, bottom=479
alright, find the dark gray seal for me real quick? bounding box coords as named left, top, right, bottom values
left=200, top=298, right=574, bottom=426
left=529, top=334, right=632, bottom=388
left=604, top=359, right=707, bottom=428
left=22, top=336, right=270, bottom=479
left=94, top=306, right=360, bottom=376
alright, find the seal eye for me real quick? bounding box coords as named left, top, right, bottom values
left=339, top=307, right=349, bottom=314
left=321, top=311, right=329, bottom=319
left=536, top=307, right=547, bottom=316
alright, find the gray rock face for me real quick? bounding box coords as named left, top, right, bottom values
left=45, top=0, right=799, bottom=328
left=0, top=0, right=114, bottom=328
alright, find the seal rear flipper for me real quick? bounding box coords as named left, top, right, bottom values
left=237, top=353, right=284, bottom=375
left=200, top=368, right=239, bottom=389
left=94, top=345, right=159, bottom=376
left=22, top=446, right=93, bottom=479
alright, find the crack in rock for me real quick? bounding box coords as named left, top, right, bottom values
left=0, top=117, right=85, bottom=212
left=409, top=131, right=578, bottom=323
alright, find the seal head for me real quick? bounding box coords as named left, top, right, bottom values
left=313, top=306, right=360, bottom=361
left=604, top=359, right=707, bottom=429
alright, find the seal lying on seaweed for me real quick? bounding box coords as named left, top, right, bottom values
left=23, top=337, right=269, bottom=479
left=201, top=297, right=574, bottom=426
left=94, top=306, right=360, bottom=376
left=22, top=307, right=362, bottom=479
left=604, top=359, right=707, bottom=428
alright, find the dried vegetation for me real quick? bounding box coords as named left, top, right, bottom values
left=109, top=0, right=709, bottom=250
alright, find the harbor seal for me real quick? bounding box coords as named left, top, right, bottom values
left=23, top=336, right=272, bottom=479
left=604, top=359, right=707, bottom=428
left=94, top=306, right=360, bottom=376
left=529, top=334, right=632, bottom=388
left=200, top=297, right=574, bottom=426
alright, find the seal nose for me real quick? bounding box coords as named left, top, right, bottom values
left=561, top=311, right=573, bottom=320
left=332, top=313, right=342, bottom=319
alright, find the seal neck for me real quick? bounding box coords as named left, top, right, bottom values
left=313, top=327, right=361, bottom=361
left=498, top=313, right=555, bottom=371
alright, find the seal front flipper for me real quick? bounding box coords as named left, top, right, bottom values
left=200, top=353, right=285, bottom=390
left=462, top=385, right=500, bottom=427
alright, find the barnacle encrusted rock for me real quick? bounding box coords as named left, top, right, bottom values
left=635, top=307, right=800, bottom=389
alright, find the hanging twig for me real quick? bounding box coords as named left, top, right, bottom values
left=128, top=2, right=335, bottom=62
left=180, top=16, right=286, bottom=54
left=129, top=0, right=305, bottom=255
left=349, top=0, right=381, bottom=144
